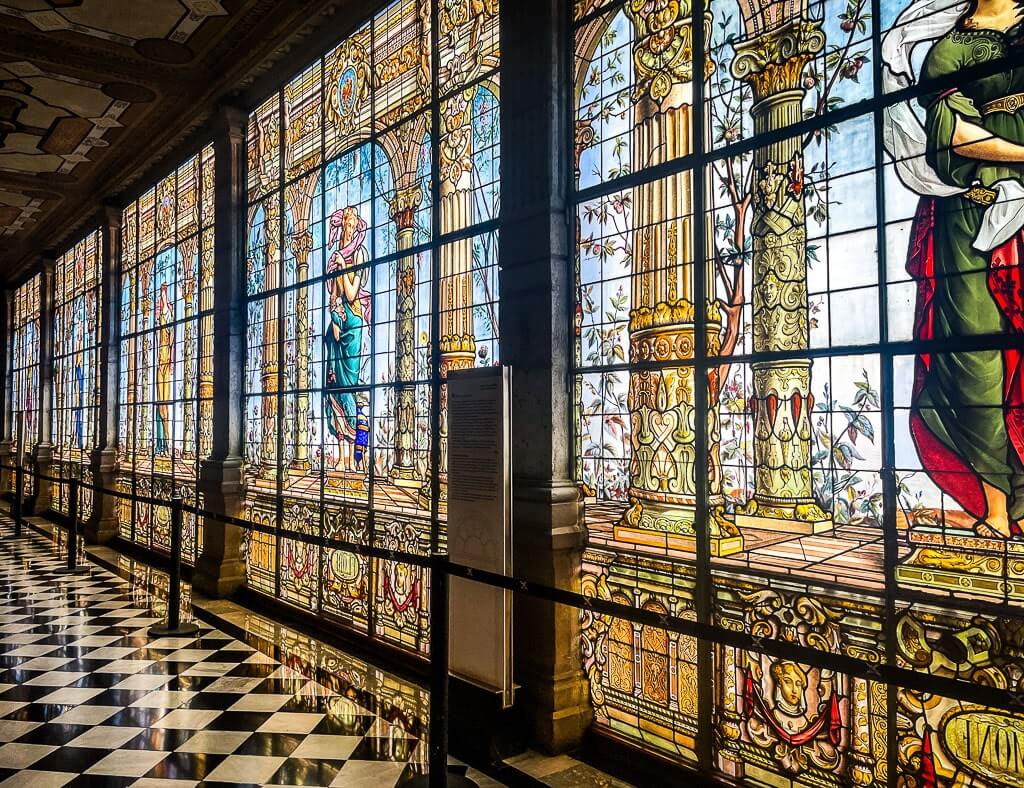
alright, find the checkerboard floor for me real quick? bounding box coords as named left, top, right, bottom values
left=0, top=517, right=485, bottom=787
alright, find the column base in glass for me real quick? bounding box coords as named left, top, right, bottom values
left=614, top=500, right=744, bottom=557
left=735, top=498, right=832, bottom=534
left=390, top=465, right=422, bottom=489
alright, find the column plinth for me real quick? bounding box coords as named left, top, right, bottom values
left=85, top=448, right=119, bottom=543
left=195, top=457, right=246, bottom=597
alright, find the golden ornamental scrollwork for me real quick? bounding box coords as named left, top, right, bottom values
left=629, top=297, right=722, bottom=332
left=737, top=589, right=850, bottom=775
left=440, top=333, right=475, bottom=354
left=625, top=2, right=714, bottom=102
left=389, top=185, right=424, bottom=229
left=325, top=38, right=371, bottom=140
left=730, top=19, right=825, bottom=102
left=289, top=229, right=314, bottom=263
left=440, top=88, right=474, bottom=187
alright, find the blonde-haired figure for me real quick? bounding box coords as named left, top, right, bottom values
left=771, top=661, right=808, bottom=718
left=324, top=206, right=369, bottom=473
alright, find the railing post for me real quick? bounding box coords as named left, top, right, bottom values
left=57, top=476, right=88, bottom=574
left=149, top=497, right=199, bottom=637
left=13, top=463, right=22, bottom=537
left=67, top=477, right=78, bottom=571
left=430, top=553, right=449, bottom=788
left=408, top=553, right=473, bottom=788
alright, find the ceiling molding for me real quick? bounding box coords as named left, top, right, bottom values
left=0, top=0, right=368, bottom=283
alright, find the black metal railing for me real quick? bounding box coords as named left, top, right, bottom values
left=4, top=461, right=1024, bottom=786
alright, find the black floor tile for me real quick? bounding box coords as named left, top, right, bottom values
left=250, top=678, right=309, bottom=695
left=14, top=722, right=91, bottom=745
left=81, top=688, right=152, bottom=706
left=121, top=726, right=198, bottom=751
left=141, top=660, right=193, bottom=675
left=183, top=691, right=239, bottom=710
left=28, top=745, right=109, bottom=773
left=226, top=662, right=278, bottom=679
left=0, top=684, right=63, bottom=702
left=165, top=674, right=218, bottom=692
left=142, top=750, right=227, bottom=781
left=64, top=776, right=137, bottom=788
left=347, top=735, right=419, bottom=762
left=234, top=731, right=303, bottom=757
left=103, top=706, right=171, bottom=728
left=68, top=672, right=129, bottom=689
left=206, top=710, right=274, bottom=731
left=1, top=703, right=75, bottom=722
left=312, top=713, right=376, bottom=737
left=268, top=757, right=346, bottom=786
left=202, top=649, right=251, bottom=663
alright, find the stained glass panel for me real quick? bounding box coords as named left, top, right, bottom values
left=9, top=274, right=40, bottom=496
left=243, top=0, right=499, bottom=657
left=117, top=145, right=214, bottom=563
left=52, top=230, right=102, bottom=518
left=575, top=0, right=1024, bottom=782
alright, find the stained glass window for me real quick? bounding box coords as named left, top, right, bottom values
left=51, top=230, right=102, bottom=519
left=575, top=0, right=1024, bottom=783
left=8, top=274, right=40, bottom=496
left=243, top=0, right=500, bottom=655
left=118, top=146, right=215, bottom=564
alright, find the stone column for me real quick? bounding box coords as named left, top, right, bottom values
left=285, top=171, right=317, bottom=472
left=199, top=230, right=214, bottom=459
left=86, top=205, right=122, bottom=544
left=259, top=195, right=281, bottom=480
left=195, top=105, right=247, bottom=598
left=290, top=228, right=313, bottom=471
left=501, top=0, right=592, bottom=752
left=613, top=7, right=740, bottom=556
left=732, top=19, right=830, bottom=533
left=32, top=255, right=56, bottom=513
left=0, top=289, right=13, bottom=493
left=389, top=185, right=423, bottom=487
left=429, top=86, right=479, bottom=506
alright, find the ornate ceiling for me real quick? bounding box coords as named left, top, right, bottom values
left=0, top=0, right=374, bottom=284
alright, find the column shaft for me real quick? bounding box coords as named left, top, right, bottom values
left=86, top=206, right=122, bottom=544
left=500, top=0, right=591, bottom=752
left=390, top=186, right=423, bottom=486
left=290, top=229, right=312, bottom=471
left=259, top=196, right=281, bottom=479
left=0, top=290, right=13, bottom=493
left=732, top=20, right=830, bottom=533
left=196, top=105, right=248, bottom=598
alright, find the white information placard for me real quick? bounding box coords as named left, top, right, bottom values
left=447, top=365, right=512, bottom=707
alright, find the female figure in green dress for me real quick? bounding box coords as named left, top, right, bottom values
left=324, top=206, right=369, bottom=473
left=885, top=0, right=1024, bottom=538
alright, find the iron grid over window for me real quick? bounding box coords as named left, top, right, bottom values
left=242, top=0, right=500, bottom=656
left=51, top=229, right=103, bottom=521
left=117, top=146, right=216, bottom=565
left=572, top=0, right=1024, bottom=783
left=8, top=274, right=41, bottom=499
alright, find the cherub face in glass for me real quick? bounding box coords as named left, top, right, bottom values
left=770, top=661, right=808, bottom=714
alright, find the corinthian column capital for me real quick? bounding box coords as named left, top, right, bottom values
left=388, top=184, right=423, bottom=230
left=730, top=18, right=825, bottom=102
